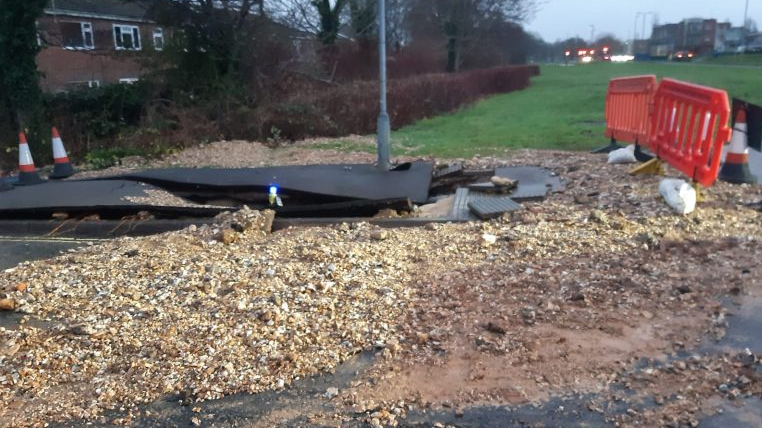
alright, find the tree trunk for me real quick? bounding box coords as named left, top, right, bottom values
left=446, top=37, right=458, bottom=72
left=12, top=107, right=26, bottom=134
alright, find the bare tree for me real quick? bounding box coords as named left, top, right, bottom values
left=406, top=0, right=538, bottom=72
left=594, top=34, right=626, bottom=54
left=385, top=0, right=410, bottom=51
left=348, top=0, right=379, bottom=47
left=269, top=0, right=321, bottom=33
left=269, top=0, right=352, bottom=46
left=311, top=0, right=349, bottom=46
left=146, top=0, right=296, bottom=97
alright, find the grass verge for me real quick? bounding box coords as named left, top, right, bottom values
left=700, top=53, right=762, bottom=67
left=389, top=62, right=762, bottom=157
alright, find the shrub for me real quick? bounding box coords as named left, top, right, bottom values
left=319, top=40, right=447, bottom=83
left=46, top=83, right=148, bottom=159
left=84, top=147, right=144, bottom=170
left=0, top=65, right=539, bottom=172
left=265, top=65, right=539, bottom=140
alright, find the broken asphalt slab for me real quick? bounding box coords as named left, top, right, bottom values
left=95, top=162, right=434, bottom=204
left=0, top=180, right=227, bottom=219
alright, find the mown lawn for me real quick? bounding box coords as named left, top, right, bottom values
left=701, top=53, right=762, bottom=67
left=390, top=62, right=762, bottom=157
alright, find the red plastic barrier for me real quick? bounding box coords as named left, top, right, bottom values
left=605, top=75, right=657, bottom=144
left=647, top=78, right=732, bottom=187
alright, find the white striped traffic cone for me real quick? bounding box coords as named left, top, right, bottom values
left=17, top=132, right=43, bottom=185
left=719, top=109, right=757, bottom=184
left=48, top=126, right=75, bottom=179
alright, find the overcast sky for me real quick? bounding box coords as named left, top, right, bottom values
left=525, top=0, right=759, bottom=42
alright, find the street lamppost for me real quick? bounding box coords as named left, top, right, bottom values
left=632, top=12, right=642, bottom=54
left=743, top=0, right=750, bottom=52
left=376, top=0, right=391, bottom=170
left=642, top=11, right=656, bottom=41
left=632, top=12, right=655, bottom=56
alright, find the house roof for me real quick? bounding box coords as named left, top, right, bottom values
left=45, top=0, right=154, bottom=21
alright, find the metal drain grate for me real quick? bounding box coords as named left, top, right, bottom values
left=450, top=187, right=474, bottom=220
left=433, top=164, right=464, bottom=179
left=468, top=196, right=522, bottom=219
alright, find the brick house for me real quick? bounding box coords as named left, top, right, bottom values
left=649, top=18, right=731, bottom=58
left=37, top=0, right=162, bottom=92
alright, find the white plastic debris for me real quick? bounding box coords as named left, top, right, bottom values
left=482, top=233, right=497, bottom=245
left=607, top=144, right=637, bottom=164
left=659, top=178, right=696, bottom=215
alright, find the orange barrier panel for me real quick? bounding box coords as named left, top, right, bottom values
left=605, top=75, right=657, bottom=144
left=647, top=78, right=732, bottom=187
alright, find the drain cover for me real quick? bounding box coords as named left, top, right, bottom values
left=450, top=187, right=473, bottom=220
left=468, top=196, right=522, bottom=219
left=507, top=183, right=549, bottom=201
left=434, top=164, right=464, bottom=179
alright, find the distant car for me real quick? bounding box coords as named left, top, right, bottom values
left=672, top=51, right=694, bottom=61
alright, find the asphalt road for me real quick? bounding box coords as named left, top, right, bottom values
left=0, top=236, right=97, bottom=270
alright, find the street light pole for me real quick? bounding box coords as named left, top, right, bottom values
left=642, top=11, right=655, bottom=40
left=744, top=0, right=750, bottom=51
left=376, top=0, right=391, bottom=170
left=632, top=12, right=642, bottom=54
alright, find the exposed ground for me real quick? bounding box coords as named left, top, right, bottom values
left=72, top=137, right=386, bottom=179
left=2, top=141, right=762, bottom=427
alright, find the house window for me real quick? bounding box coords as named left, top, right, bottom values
left=153, top=28, right=164, bottom=50
left=114, top=25, right=141, bottom=50
left=61, top=22, right=94, bottom=49
left=67, top=80, right=100, bottom=90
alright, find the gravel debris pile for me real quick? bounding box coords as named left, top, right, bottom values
left=121, top=188, right=214, bottom=208
left=72, top=137, right=389, bottom=179
left=1, top=146, right=762, bottom=427
left=328, top=152, right=762, bottom=427
left=0, top=207, right=487, bottom=426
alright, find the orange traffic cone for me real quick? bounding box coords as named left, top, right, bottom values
left=48, top=127, right=75, bottom=179
left=719, top=109, right=757, bottom=184
left=17, top=132, right=43, bottom=185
